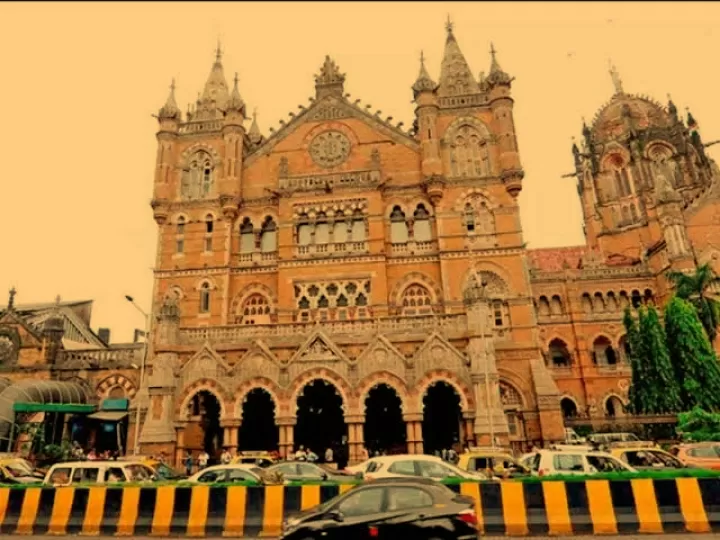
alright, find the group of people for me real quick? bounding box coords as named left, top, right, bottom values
left=293, top=436, right=351, bottom=469
left=71, top=442, right=120, bottom=461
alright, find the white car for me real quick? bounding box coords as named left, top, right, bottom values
left=356, top=454, right=488, bottom=481
left=525, top=449, right=637, bottom=476
left=186, top=464, right=267, bottom=484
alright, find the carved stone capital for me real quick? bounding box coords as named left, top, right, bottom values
left=151, top=198, right=169, bottom=225
left=500, top=168, right=525, bottom=198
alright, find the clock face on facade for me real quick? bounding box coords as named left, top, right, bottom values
left=309, top=130, right=351, bottom=168
left=0, top=335, right=15, bottom=364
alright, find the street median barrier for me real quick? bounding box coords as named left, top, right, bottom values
left=0, top=477, right=717, bottom=536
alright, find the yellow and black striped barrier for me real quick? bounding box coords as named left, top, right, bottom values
left=0, top=478, right=717, bottom=536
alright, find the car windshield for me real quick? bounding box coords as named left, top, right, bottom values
left=126, top=465, right=153, bottom=481
left=4, top=460, right=34, bottom=477
left=690, top=446, right=720, bottom=458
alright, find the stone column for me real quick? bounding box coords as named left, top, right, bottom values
left=344, top=415, right=363, bottom=464
left=462, top=416, right=475, bottom=449
left=403, top=413, right=422, bottom=454
left=221, top=420, right=241, bottom=451
left=277, top=417, right=295, bottom=459
left=463, top=278, right=510, bottom=447
left=174, top=421, right=187, bottom=467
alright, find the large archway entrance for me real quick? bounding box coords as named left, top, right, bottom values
left=295, top=379, right=346, bottom=457
left=238, top=388, right=278, bottom=451
left=363, top=384, right=406, bottom=455
left=186, top=390, right=223, bottom=461
left=422, top=381, right=463, bottom=455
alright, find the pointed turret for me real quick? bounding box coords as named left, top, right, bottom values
left=158, top=79, right=181, bottom=121
left=486, top=43, right=513, bottom=88
left=199, top=43, right=230, bottom=111
left=667, top=94, right=678, bottom=120
left=412, top=51, right=437, bottom=99
left=687, top=107, right=698, bottom=130
left=248, top=108, right=263, bottom=144
left=314, top=56, right=345, bottom=100
left=437, top=17, right=479, bottom=97
left=226, top=73, right=246, bottom=115
left=608, top=60, right=624, bottom=95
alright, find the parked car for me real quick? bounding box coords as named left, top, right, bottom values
left=608, top=442, right=686, bottom=470
left=358, top=454, right=488, bottom=481
left=0, top=458, right=43, bottom=485
left=457, top=448, right=532, bottom=478
left=186, top=464, right=271, bottom=485
left=526, top=449, right=637, bottom=476
left=267, top=461, right=359, bottom=482
left=231, top=451, right=277, bottom=468
left=280, top=477, right=479, bottom=540
left=670, top=443, right=720, bottom=470
left=44, top=461, right=157, bottom=486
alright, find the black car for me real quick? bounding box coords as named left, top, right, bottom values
left=267, top=461, right=360, bottom=482
left=281, top=477, right=479, bottom=540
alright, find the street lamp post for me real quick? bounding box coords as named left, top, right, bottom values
left=468, top=240, right=495, bottom=446
left=125, top=295, right=150, bottom=456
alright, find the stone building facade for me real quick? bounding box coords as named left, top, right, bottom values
left=2, top=23, right=719, bottom=464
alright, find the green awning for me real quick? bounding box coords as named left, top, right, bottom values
left=13, top=403, right=96, bottom=414
left=87, top=411, right=128, bottom=422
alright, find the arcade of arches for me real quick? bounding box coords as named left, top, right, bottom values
left=177, top=378, right=528, bottom=462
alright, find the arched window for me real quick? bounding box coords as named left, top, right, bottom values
left=618, top=291, right=630, bottom=309
left=631, top=290, right=642, bottom=308
left=239, top=218, right=255, bottom=253
left=400, top=284, right=433, bottom=316
left=550, top=295, right=564, bottom=315
left=451, top=125, right=489, bottom=177
left=389, top=206, right=409, bottom=244
left=592, top=336, right=616, bottom=366
left=333, top=219, right=348, bottom=243
left=260, top=217, right=277, bottom=252
left=581, top=293, right=593, bottom=313
left=199, top=282, right=211, bottom=314
left=239, top=294, right=271, bottom=325
left=297, top=214, right=312, bottom=246
left=204, top=214, right=214, bottom=252
left=592, top=292, right=605, bottom=312
left=176, top=217, right=186, bottom=254
left=181, top=151, right=214, bottom=200
left=618, top=335, right=631, bottom=363
left=606, top=292, right=618, bottom=311
left=537, top=296, right=551, bottom=316
left=548, top=338, right=572, bottom=368
left=463, top=196, right=495, bottom=238
left=463, top=204, right=475, bottom=232
left=351, top=210, right=366, bottom=242
left=499, top=382, right=523, bottom=436
left=413, top=204, right=432, bottom=242
left=561, top=398, right=578, bottom=419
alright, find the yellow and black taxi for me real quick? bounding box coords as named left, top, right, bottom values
left=231, top=451, right=278, bottom=468
left=457, top=447, right=532, bottom=478
left=607, top=441, right=686, bottom=470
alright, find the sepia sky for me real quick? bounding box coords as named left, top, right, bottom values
left=0, top=1, right=718, bottom=342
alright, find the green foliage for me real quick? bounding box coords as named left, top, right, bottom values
left=667, top=263, right=720, bottom=342
left=623, top=306, right=682, bottom=414
left=665, top=297, right=720, bottom=412
left=677, top=407, right=720, bottom=441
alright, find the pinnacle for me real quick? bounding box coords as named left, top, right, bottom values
left=437, top=21, right=479, bottom=97
left=158, top=78, right=181, bottom=120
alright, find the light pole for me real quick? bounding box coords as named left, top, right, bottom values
left=125, top=294, right=150, bottom=456
left=468, top=240, right=495, bottom=446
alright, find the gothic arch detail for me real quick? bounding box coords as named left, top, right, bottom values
left=95, top=374, right=138, bottom=400
left=415, top=369, right=473, bottom=413
left=230, top=284, right=277, bottom=325
left=452, top=187, right=499, bottom=212
left=175, top=378, right=231, bottom=420
left=356, top=371, right=411, bottom=413
left=389, top=272, right=443, bottom=311
left=288, top=367, right=353, bottom=412
left=462, top=268, right=510, bottom=299
left=442, top=116, right=492, bottom=144
left=233, top=378, right=282, bottom=417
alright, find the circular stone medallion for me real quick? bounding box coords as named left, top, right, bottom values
left=309, top=130, right=351, bottom=168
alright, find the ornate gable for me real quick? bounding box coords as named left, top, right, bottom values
left=0, top=310, right=42, bottom=351
left=181, top=342, right=230, bottom=386
left=355, top=335, right=408, bottom=381
left=289, top=330, right=350, bottom=365
left=412, top=331, right=467, bottom=377
left=233, top=340, right=281, bottom=382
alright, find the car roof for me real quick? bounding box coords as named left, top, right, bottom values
left=363, top=476, right=444, bottom=486
left=50, top=461, right=145, bottom=467
left=370, top=454, right=444, bottom=463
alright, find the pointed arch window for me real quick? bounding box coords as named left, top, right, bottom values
left=389, top=206, right=409, bottom=244
left=204, top=214, right=214, bottom=252
left=260, top=216, right=277, bottom=252
left=413, top=204, right=432, bottom=242
left=451, top=125, right=489, bottom=178
left=315, top=213, right=330, bottom=245
left=181, top=151, right=215, bottom=200
left=297, top=214, right=312, bottom=246
left=239, top=218, right=255, bottom=253
left=199, top=282, right=211, bottom=314
left=351, top=209, right=366, bottom=242
left=238, top=293, right=271, bottom=325
left=400, top=284, right=433, bottom=316
left=176, top=217, right=186, bottom=254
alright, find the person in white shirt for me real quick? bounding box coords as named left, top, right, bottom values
left=294, top=445, right=307, bottom=461
left=198, top=451, right=210, bottom=470
left=221, top=448, right=232, bottom=465
left=324, top=447, right=334, bottom=464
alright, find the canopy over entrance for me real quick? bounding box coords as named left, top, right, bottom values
left=0, top=379, right=90, bottom=442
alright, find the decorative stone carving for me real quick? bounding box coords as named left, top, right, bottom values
left=355, top=336, right=407, bottom=381
left=309, top=130, right=351, bottom=168
left=0, top=335, right=16, bottom=364
left=148, top=353, right=179, bottom=388
left=412, top=332, right=467, bottom=377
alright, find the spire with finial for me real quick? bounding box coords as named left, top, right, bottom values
left=7, top=287, right=16, bottom=311
left=686, top=106, right=698, bottom=129
left=486, top=42, right=513, bottom=87
left=437, top=19, right=479, bottom=97
left=412, top=50, right=437, bottom=99
left=608, top=60, right=624, bottom=95
left=158, top=78, right=181, bottom=120
left=226, top=72, right=246, bottom=115
left=198, top=43, right=230, bottom=112
left=314, top=55, right=346, bottom=99
left=248, top=107, right=262, bottom=142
